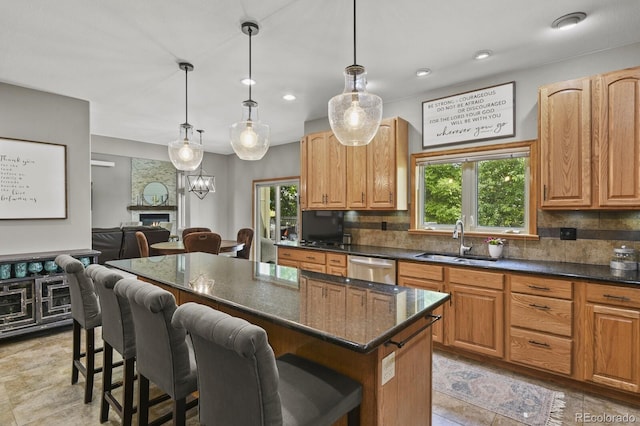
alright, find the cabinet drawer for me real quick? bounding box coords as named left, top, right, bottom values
left=510, top=328, right=572, bottom=375
left=278, top=259, right=298, bottom=269
left=300, top=262, right=326, bottom=274
left=510, top=293, right=573, bottom=337
left=510, top=275, right=573, bottom=299
left=327, top=266, right=347, bottom=277
left=398, top=261, right=443, bottom=281
left=449, top=267, right=504, bottom=290
left=586, top=284, right=640, bottom=309
left=326, top=253, right=347, bottom=268
left=278, top=248, right=326, bottom=265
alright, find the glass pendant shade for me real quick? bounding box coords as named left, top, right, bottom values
left=187, top=172, right=215, bottom=200
left=329, top=64, right=382, bottom=146
left=230, top=99, right=270, bottom=161
left=168, top=123, right=204, bottom=171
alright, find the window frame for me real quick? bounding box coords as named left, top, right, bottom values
left=409, top=140, right=538, bottom=240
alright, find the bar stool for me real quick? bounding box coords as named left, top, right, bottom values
left=54, top=254, right=102, bottom=404
left=113, top=278, right=198, bottom=426
left=86, top=264, right=136, bottom=425
left=172, top=302, right=362, bottom=426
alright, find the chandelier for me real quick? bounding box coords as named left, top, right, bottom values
left=186, top=130, right=215, bottom=199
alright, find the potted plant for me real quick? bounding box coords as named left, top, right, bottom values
left=485, top=237, right=505, bottom=258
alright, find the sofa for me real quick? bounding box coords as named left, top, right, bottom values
left=92, top=226, right=171, bottom=264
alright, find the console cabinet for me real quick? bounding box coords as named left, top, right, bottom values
left=0, top=249, right=99, bottom=339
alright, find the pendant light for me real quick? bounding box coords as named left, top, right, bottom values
left=230, top=21, right=270, bottom=161
left=168, top=62, right=203, bottom=171
left=187, top=130, right=216, bottom=200
left=328, top=0, right=382, bottom=146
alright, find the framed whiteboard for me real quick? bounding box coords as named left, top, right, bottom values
left=0, top=138, right=67, bottom=219
left=422, top=81, right=515, bottom=148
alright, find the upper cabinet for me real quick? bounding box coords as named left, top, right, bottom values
left=539, top=66, right=640, bottom=210
left=302, top=117, right=408, bottom=211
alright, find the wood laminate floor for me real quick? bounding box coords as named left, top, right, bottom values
left=1, top=326, right=638, bottom=425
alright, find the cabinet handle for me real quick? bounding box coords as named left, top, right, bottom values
left=528, top=285, right=550, bottom=291
left=529, top=303, right=551, bottom=310
left=389, top=192, right=393, bottom=203
left=282, top=253, right=291, bottom=257
left=543, top=185, right=547, bottom=201
left=361, top=192, right=365, bottom=203
left=604, top=294, right=631, bottom=302
left=528, top=340, right=550, bottom=348
left=305, top=256, right=316, bottom=260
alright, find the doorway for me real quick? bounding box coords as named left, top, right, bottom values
left=253, top=178, right=299, bottom=263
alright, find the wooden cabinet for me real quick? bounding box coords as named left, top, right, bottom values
left=303, top=117, right=408, bottom=211
left=594, top=67, right=640, bottom=207
left=584, top=283, right=640, bottom=393
left=397, top=261, right=445, bottom=343
left=326, top=253, right=347, bottom=277
left=306, top=279, right=346, bottom=335
left=508, top=275, right=574, bottom=375
left=277, top=247, right=347, bottom=277
left=446, top=268, right=504, bottom=358
left=302, top=132, right=346, bottom=209
left=539, top=77, right=592, bottom=208
left=346, top=117, right=409, bottom=210
left=539, top=65, right=640, bottom=209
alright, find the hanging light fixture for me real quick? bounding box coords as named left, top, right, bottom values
left=187, top=130, right=216, bottom=200
left=328, top=0, right=383, bottom=146
left=230, top=21, right=270, bottom=161
left=168, top=62, right=203, bottom=171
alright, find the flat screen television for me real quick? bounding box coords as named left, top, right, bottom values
left=301, top=211, right=344, bottom=245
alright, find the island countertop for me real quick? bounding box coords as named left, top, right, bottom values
left=107, top=252, right=450, bottom=353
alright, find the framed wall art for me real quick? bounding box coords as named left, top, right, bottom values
left=422, top=81, right=515, bottom=148
left=0, top=137, right=67, bottom=219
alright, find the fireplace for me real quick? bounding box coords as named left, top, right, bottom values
left=139, top=213, right=170, bottom=226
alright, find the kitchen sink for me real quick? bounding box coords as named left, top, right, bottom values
left=414, top=252, right=497, bottom=263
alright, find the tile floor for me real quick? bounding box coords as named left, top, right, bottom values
left=1, top=326, right=639, bottom=425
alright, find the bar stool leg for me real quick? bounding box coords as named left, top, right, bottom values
left=138, top=375, right=150, bottom=426
left=84, top=328, right=96, bottom=403
left=100, top=342, right=114, bottom=422
left=122, top=357, right=136, bottom=426
left=71, top=320, right=81, bottom=384
left=173, top=398, right=186, bottom=426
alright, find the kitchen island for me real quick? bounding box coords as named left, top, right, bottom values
left=107, top=253, right=449, bottom=425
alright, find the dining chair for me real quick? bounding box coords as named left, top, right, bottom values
left=172, top=302, right=362, bottom=426
left=54, top=254, right=103, bottom=404
left=236, top=227, right=254, bottom=259
left=86, top=264, right=136, bottom=426
left=113, top=278, right=198, bottom=426
left=183, top=231, right=222, bottom=255
left=135, top=231, right=150, bottom=258
left=181, top=227, right=211, bottom=240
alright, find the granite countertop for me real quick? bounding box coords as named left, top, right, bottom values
left=107, top=253, right=450, bottom=353
left=276, top=241, right=640, bottom=288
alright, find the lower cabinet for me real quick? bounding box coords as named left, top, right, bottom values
left=446, top=267, right=505, bottom=358
left=584, top=283, right=640, bottom=393
left=277, top=247, right=329, bottom=274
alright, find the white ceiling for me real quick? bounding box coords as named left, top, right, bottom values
left=1, top=0, right=639, bottom=155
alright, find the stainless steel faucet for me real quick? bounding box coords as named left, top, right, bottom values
left=453, top=219, right=472, bottom=256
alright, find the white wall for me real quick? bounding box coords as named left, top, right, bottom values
left=0, top=83, right=91, bottom=255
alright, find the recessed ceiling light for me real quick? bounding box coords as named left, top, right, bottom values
left=473, top=50, right=492, bottom=60
left=552, top=12, right=587, bottom=30
left=241, top=78, right=255, bottom=86
left=416, top=68, right=432, bottom=77
left=282, top=94, right=296, bottom=101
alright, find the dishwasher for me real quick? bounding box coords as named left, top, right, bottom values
left=347, top=255, right=397, bottom=285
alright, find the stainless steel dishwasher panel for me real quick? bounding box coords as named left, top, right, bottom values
left=347, top=255, right=397, bottom=285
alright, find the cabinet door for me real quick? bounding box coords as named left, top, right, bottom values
left=368, top=119, right=396, bottom=209
left=306, top=132, right=329, bottom=208
left=324, top=283, right=346, bottom=335
left=447, top=283, right=504, bottom=358
left=398, top=276, right=444, bottom=344
left=585, top=303, right=640, bottom=393
left=346, top=145, right=368, bottom=209
left=346, top=287, right=367, bottom=341
left=368, top=291, right=396, bottom=338
left=299, top=137, right=308, bottom=210
left=595, top=67, right=640, bottom=207
left=325, top=134, right=347, bottom=209
left=539, top=77, right=592, bottom=208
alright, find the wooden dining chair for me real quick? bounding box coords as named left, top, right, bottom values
left=135, top=231, right=150, bottom=258
left=236, top=228, right=254, bottom=259
left=183, top=231, right=222, bottom=255
left=181, top=227, right=211, bottom=241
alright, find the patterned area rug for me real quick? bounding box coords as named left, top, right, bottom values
left=433, top=352, right=565, bottom=426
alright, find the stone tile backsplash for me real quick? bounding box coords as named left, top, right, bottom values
left=345, top=210, right=640, bottom=266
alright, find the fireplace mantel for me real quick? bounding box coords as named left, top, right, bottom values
left=127, top=205, right=177, bottom=211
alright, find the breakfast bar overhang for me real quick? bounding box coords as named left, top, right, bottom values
left=108, top=253, right=449, bottom=425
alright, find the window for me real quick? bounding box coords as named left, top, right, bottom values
left=412, top=141, right=536, bottom=236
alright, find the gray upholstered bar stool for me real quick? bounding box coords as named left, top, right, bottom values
left=172, top=302, right=363, bottom=426
left=54, top=254, right=103, bottom=404
left=86, top=264, right=136, bottom=426
left=113, top=278, right=197, bottom=426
